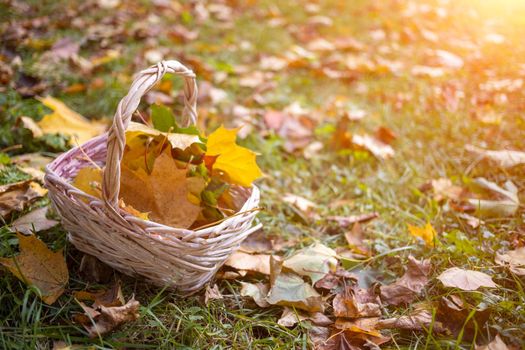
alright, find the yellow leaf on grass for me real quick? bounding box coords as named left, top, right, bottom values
left=37, top=96, right=107, bottom=145
left=0, top=233, right=68, bottom=304
left=206, top=125, right=262, bottom=187
left=120, top=149, right=205, bottom=228
left=408, top=223, right=437, bottom=247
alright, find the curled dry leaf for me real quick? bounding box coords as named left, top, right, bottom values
left=37, top=96, right=107, bottom=145
left=204, top=284, right=223, bottom=305
left=0, top=180, right=47, bottom=219
left=429, top=178, right=466, bottom=202
left=9, top=206, right=58, bottom=234
left=266, top=272, right=324, bottom=312
left=352, top=134, right=395, bottom=159
left=321, top=318, right=390, bottom=350
left=282, top=243, right=338, bottom=285
left=224, top=251, right=271, bottom=275
left=437, top=267, right=497, bottom=291
left=0, top=233, right=68, bottom=304
left=344, top=223, right=370, bottom=256
left=380, top=256, right=431, bottom=305
left=11, top=153, right=53, bottom=181
left=466, top=144, right=525, bottom=168
left=77, top=297, right=140, bottom=338
left=333, top=285, right=381, bottom=318
left=495, top=247, right=525, bottom=276
left=283, top=193, right=317, bottom=218
left=467, top=178, right=519, bottom=218
left=377, top=302, right=446, bottom=333
left=239, top=282, right=270, bottom=308
left=277, top=307, right=332, bottom=327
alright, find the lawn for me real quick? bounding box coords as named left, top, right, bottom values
left=1, top=0, right=524, bottom=349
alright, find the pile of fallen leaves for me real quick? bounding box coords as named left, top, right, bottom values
left=73, top=104, right=262, bottom=229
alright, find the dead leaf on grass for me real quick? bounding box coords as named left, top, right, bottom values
left=495, top=247, right=525, bottom=276
left=282, top=243, right=338, bottom=285
left=204, top=284, right=223, bottom=305
left=224, top=251, right=271, bottom=275
left=467, top=178, right=519, bottom=217
left=437, top=267, right=497, bottom=291
left=408, top=222, right=438, bottom=248
left=380, top=256, right=430, bottom=306
left=266, top=272, right=324, bottom=312
left=327, top=212, right=379, bottom=228
left=9, top=206, right=58, bottom=234
left=352, top=134, right=395, bottom=159
left=475, top=335, right=509, bottom=350
left=333, top=285, right=381, bottom=318
left=240, top=281, right=270, bottom=308
left=277, top=307, right=332, bottom=327
left=466, top=145, right=525, bottom=168
left=0, top=180, right=47, bottom=219
left=377, top=302, right=446, bottom=333
left=0, top=233, right=68, bottom=304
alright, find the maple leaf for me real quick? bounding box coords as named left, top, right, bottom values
left=205, top=125, right=262, bottom=187
left=119, top=149, right=205, bottom=228
left=37, top=96, right=107, bottom=145
left=380, top=256, right=431, bottom=305
left=408, top=222, right=438, bottom=247
left=0, top=233, right=68, bottom=304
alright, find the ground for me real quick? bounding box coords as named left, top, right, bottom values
left=1, top=0, right=525, bottom=349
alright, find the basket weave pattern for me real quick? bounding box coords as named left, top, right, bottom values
left=44, top=60, right=261, bottom=292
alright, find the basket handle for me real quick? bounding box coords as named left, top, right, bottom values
left=102, top=60, right=198, bottom=210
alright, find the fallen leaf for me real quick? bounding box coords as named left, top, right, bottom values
left=125, top=121, right=202, bottom=150
left=120, top=150, right=205, bottom=228
left=352, top=134, right=395, bottom=159
left=283, top=193, right=317, bottom=218
left=380, top=256, right=431, bottom=305
left=204, top=284, right=223, bottom=305
left=333, top=285, right=381, bottom=318
left=239, top=230, right=274, bottom=253
left=325, top=318, right=390, bottom=349
left=377, top=302, right=445, bottom=333
left=466, top=145, right=525, bottom=168
left=327, top=212, right=379, bottom=228
left=266, top=272, right=324, bottom=312
left=0, top=233, right=68, bottom=304
left=375, top=126, right=397, bottom=145
left=205, top=125, right=262, bottom=187
left=282, top=243, right=338, bottom=284
left=72, top=167, right=103, bottom=199
left=239, top=282, right=270, bottom=307
left=495, top=247, right=525, bottom=276
left=277, top=307, right=332, bottom=327
left=437, top=267, right=497, bottom=291
left=467, top=178, right=519, bottom=217
left=344, top=223, right=370, bottom=256
left=429, top=178, right=466, bottom=202
left=37, top=96, right=107, bottom=145
left=77, top=297, right=140, bottom=338
left=408, top=223, right=438, bottom=247
left=475, top=335, right=509, bottom=350
left=9, top=206, right=58, bottom=234
left=11, top=153, right=53, bottom=181
left=20, top=116, right=43, bottom=137
left=0, top=180, right=47, bottom=219
left=224, top=251, right=271, bottom=275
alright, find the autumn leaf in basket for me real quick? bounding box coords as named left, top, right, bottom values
left=71, top=104, right=262, bottom=229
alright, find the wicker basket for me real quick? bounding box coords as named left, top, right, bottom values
left=44, top=60, right=261, bottom=293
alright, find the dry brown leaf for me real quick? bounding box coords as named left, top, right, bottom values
left=375, top=126, right=397, bottom=145
left=266, top=272, right=324, bottom=312
left=467, top=178, right=519, bottom=218
left=204, top=284, right=223, bottom=305
left=377, top=302, right=446, bottom=333
left=77, top=297, right=140, bottom=338
left=239, top=230, right=274, bottom=253
left=495, top=247, right=525, bottom=276
left=277, top=307, right=332, bottom=327
left=9, top=206, right=58, bottom=234
left=20, top=116, right=43, bottom=137
left=466, top=145, right=525, bottom=168
left=437, top=267, right=497, bottom=291
left=0, top=233, right=68, bottom=304
left=120, top=150, right=205, bottom=228
left=380, top=256, right=431, bottom=305
left=333, top=285, right=381, bottom=318
left=224, top=251, right=271, bottom=275
left=430, top=178, right=466, bottom=202
left=323, top=318, right=390, bottom=349
left=0, top=180, right=47, bottom=219
left=344, top=223, right=370, bottom=256
left=352, top=134, right=395, bottom=159
left=282, top=243, right=338, bottom=285
left=11, top=153, right=53, bottom=181
left=239, top=282, right=270, bottom=307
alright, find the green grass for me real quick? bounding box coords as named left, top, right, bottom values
left=1, top=0, right=525, bottom=348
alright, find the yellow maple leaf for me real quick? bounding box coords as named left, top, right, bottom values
left=206, top=125, right=262, bottom=187
left=0, top=233, right=68, bottom=304
left=37, top=96, right=107, bottom=145
left=408, top=223, right=438, bottom=247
